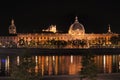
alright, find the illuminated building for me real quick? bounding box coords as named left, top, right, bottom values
left=0, top=16, right=118, bottom=48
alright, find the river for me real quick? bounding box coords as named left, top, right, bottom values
left=0, top=52, right=119, bottom=76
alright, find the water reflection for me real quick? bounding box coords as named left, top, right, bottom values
left=0, top=54, right=120, bottom=76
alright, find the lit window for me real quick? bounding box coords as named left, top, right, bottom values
left=44, top=37, right=46, bottom=39
left=41, top=37, right=42, bottom=39
left=37, top=37, right=39, bottom=39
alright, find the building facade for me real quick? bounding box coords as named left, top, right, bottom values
left=0, top=17, right=118, bottom=48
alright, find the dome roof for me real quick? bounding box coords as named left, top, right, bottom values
left=68, top=16, right=85, bottom=35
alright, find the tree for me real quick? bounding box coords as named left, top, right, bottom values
left=71, top=39, right=87, bottom=48
left=72, top=39, right=80, bottom=48
left=110, top=36, right=120, bottom=45
left=45, top=39, right=56, bottom=48
left=45, top=39, right=67, bottom=48
left=18, top=39, right=26, bottom=47
left=80, top=39, right=87, bottom=48
left=11, top=51, right=42, bottom=80
left=55, top=40, right=67, bottom=48
left=29, top=40, right=36, bottom=47
left=80, top=52, right=98, bottom=80
left=9, top=41, right=17, bottom=48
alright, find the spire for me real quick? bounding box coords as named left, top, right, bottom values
left=11, top=19, right=15, bottom=25
left=75, top=16, right=78, bottom=22
left=108, top=24, right=111, bottom=33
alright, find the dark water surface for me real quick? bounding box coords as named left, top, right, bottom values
left=0, top=52, right=119, bottom=76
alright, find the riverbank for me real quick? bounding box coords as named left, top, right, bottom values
left=0, top=48, right=120, bottom=56
left=42, top=73, right=120, bottom=80
left=0, top=73, right=120, bottom=80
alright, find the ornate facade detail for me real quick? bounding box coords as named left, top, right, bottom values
left=42, top=25, right=57, bottom=33
left=0, top=17, right=119, bottom=48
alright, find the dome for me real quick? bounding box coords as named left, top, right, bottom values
left=68, top=16, right=85, bottom=35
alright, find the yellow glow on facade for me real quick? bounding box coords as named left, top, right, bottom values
left=103, top=55, right=106, bottom=73
left=41, top=56, right=44, bottom=76
left=35, top=56, right=38, bottom=63
left=5, top=56, right=9, bottom=71
left=119, top=55, right=120, bottom=69
left=17, top=56, right=20, bottom=65
left=0, top=54, right=120, bottom=76
left=53, top=56, right=55, bottom=61
left=55, top=56, right=58, bottom=75
left=35, top=56, right=38, bottom=73
left=71, top=55, right=73, bottom=63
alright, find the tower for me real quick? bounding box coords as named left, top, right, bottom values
left=9, top=19, right=17, bottom=34
left=107, top=24, right=112, bottom=33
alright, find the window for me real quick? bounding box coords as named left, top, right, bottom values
left=44, top=37, right=46, bottom=39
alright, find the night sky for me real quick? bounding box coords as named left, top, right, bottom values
left=0, top=0, right=120, bottom=34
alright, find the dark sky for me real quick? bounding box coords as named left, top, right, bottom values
left=0, top=0, right=120, bottom=34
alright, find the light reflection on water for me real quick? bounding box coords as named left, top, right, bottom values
left=0, top=54, right=120, bottom=76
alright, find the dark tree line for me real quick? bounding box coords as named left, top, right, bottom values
left=17, top=39, right=87, bottom=48
left=110, top=35, right=120, bottom=45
